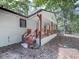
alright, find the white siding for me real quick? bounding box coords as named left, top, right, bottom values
left=27, top=10, right=57, bottom=30
left=41, top=34, right=57, bottom=46
left=39, top=11, right=57, bottom=24
left=0, top=9, right=26, bottom=47
left=28, top=10, right=57, bottom=46
left=27, top=14, right=40, bottom=32
left=0, top=9, right=57, bottom=47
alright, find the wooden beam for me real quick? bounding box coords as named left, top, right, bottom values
left=40, top=14, right=42, bottom=36
left=37, top=14, right=42, bottom=47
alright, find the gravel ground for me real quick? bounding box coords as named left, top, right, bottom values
left=0, top=36, right=79, bottom=59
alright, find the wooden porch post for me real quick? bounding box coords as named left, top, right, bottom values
left=40, top=14, right=42, bottom=37
left=39, top=14, right=42, bottom=46
left=37, top=14, right=42, bottom=47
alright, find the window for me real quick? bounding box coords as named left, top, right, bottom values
left=20, top=18, right=26, bottom=28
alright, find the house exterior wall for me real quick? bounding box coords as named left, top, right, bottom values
left=0, top=9, right=26, bottom=47
left=0, top=9, right=57, bottom=47
left=41, top=34, right=57, bottom=46
left=27, top=10, right=57, bottom=46
left=27, top=11, right=57, bottom=30
left=39, top=11, right=57, bottom=24
left=27, top=15, right=39, bottom=32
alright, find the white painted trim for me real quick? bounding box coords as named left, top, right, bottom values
left=41, top=34, right=57, bottom=46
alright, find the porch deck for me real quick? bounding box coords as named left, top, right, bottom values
left=0, top=36, right=79, bottom=59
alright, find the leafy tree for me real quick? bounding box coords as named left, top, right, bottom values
left=0, top=0, right=30, bottom=15
left=33, top=0, right=79, bottom=33
left=0, top=0, right=79, bottom=33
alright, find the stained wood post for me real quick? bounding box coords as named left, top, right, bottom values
left=37, top=14, right=42, bottom=47
left=40, top=14, right=42, bottom=36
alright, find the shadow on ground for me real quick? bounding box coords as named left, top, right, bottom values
left=0, top=36, right=79, bottom=59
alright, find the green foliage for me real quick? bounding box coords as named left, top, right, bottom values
left=0, top=0, right=29, bottom=15
left=33, top=0, right=79, bottom=33
left=33, top=0, right=75, bottom=10
left=67, top=15, right=79, bottom=32
left=0, top=0, right=79, bottom=33
left=33, top=0, right=48, bottom=7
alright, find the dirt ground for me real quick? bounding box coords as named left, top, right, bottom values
left=0, top=36, right=79, bottom=59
